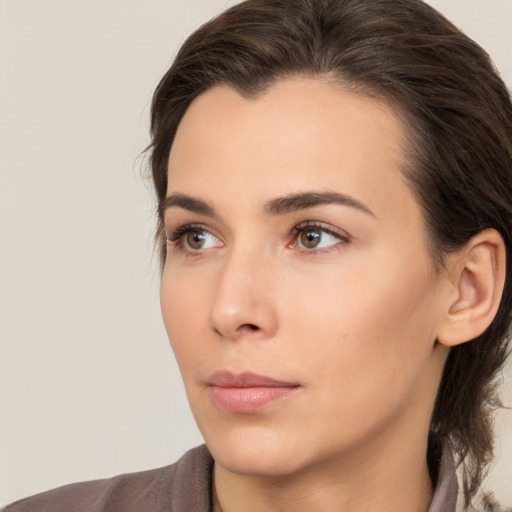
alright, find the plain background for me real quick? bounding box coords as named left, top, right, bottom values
left=1, top=0, right=511, bottom=506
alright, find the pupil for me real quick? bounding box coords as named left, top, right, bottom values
left=301, top=230, right=320, bottom=248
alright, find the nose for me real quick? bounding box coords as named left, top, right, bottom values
left=209, top=247, right=279, bottom=341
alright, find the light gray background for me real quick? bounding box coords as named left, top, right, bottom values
left=1, top=0, right=511, bottom=506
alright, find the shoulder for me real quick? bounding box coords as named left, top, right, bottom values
left=2, top=445, right=213, bottom=512
left=430, top=449, right=511, bottom=512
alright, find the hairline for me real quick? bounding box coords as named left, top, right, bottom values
left=158, top=72, right=445, bottom=272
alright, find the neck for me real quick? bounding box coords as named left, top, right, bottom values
left=212, top=435, right=434, bottom=512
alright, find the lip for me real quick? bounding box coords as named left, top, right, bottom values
left=206, top=371, right=300, bottom=413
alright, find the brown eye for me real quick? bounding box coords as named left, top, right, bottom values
left=166, top=225, right=223, bottom=254
left=186, top=230, right=208, bottom=250
left=299, top=229, right=322, bottom=249
left=294, top=224, right=346, bottom=251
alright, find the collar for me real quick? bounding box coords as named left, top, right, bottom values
left=428, top=448, right=460, bottom=512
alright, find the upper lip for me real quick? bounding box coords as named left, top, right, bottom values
left=206, top=371, right=299, bottom=388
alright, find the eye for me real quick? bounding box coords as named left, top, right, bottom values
left=292, top=223, right=349, bottom=251
left=166, top=224, right=222, bottom=253
left=184, top=230, right=220, bottom=250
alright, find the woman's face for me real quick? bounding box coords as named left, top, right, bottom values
left=161, top=78, right=450, bottom=476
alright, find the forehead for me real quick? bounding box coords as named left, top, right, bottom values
left=167, top=78, right=419, bottom=224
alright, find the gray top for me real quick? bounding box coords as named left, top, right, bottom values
left=428, top=448, right=459, bottom=512
left=2, top=444, right=502, bottom=511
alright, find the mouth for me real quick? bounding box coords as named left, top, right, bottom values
left=206, top=371, right=301, bottom=413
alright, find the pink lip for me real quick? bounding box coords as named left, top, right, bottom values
left=207, top=371, right=300, bottom=413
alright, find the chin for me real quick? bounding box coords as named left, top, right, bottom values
left=203, top=425, right=308, bottom=477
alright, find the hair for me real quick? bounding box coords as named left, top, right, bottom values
left=147, top=0, right=512, bottom=504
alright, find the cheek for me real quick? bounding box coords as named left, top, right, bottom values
left=298, top=272, right=439, bottom=448
left=285, top=253, right=440, bottom=397
left=160, top=266, right=212, bottom=371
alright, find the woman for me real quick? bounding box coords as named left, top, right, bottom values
left=5, top=0, right=512, bottom=511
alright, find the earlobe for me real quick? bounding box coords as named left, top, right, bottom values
left=437, top=229, right=506, bottom=347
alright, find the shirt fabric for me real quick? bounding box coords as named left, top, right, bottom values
left=1, top=444, right=500, bottom=511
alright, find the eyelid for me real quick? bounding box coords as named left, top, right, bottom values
left=290, top=221, right=352, bottom=250
left=165, top=223, right=223, bottom=255
left=164, top=220, right=351, bottom=256
left=292, top=221, right=351, bottom=239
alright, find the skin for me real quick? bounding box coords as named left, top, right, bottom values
left=160, top=78, right=455, bottom=512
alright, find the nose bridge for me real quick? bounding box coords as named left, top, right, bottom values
left=209, top=241, right=278, bottom=340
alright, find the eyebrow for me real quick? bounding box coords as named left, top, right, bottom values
left=264, top=191, right=375, bottom=217
left=162, top=191, right=375, bottom=218
left=161, top=193, right=217, bottom=218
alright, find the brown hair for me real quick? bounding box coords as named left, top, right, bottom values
left=147, top=0, right=512, bottom=503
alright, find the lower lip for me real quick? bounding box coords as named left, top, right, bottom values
left=210, top=386, right=298, bottom=413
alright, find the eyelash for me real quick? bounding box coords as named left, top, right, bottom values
left=165, top=222, right=351, bottom=256
left=165, top=224, right=217, bottom=256
left=166, top=224, right=202, bottom=244
left=290, top=222, right=351, bottom=253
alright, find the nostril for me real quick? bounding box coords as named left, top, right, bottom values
left=213, top=323, right=260, bottom=337
left=242, top=323, right=260, bottom=331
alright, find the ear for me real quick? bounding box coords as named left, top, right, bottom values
left=437, top=229, right=506, bottom=347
